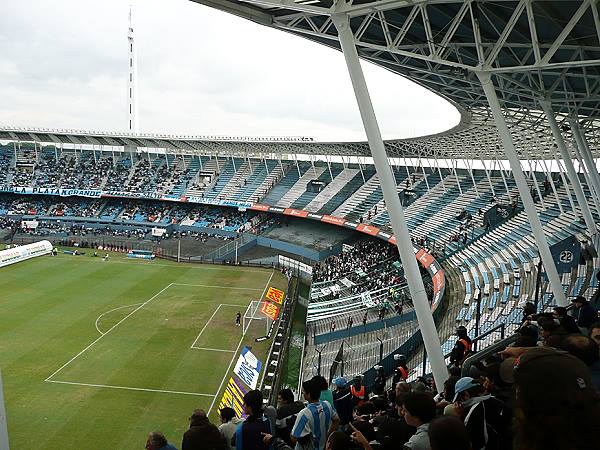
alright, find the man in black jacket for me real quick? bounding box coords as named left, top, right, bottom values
left=275, top=388, right=304, bottom=444
left=234, top=390, right=272, bottom=450
left=332, top=377, right=353, bottom=425
left=182, top=409, right=227, bottom=450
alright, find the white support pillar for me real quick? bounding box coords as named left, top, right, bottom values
left=403, top=156, right=411, bottom=181
left=465, top=159, right=480, bottom=197
left=451, top=159, right=463, bottom=195
left=325, top=154, right=334, bottom=181
left=358, top=158, right=366, bottom=183
left=480, top=157, right=497, bottom=198
left=478, top=71, right=567, bottom=306
left=294, top=154, right=301, bottom=178
left=539, top=157, right=563, bottom=214
left=541, top=103, right=597, bottom=234
left=571, top=129, right=600, bottom=215
left=570, top=120, right=600, bottom=208
left=419, top=157, right=431, bottom=191
left=553, top=155, right=577, bottom=213
left=528, top=159, right=546, bottom=211
left=333, top=14, right=448, bottom=388
left=231, top=155, right=237, bottom=173
left=433, top=157, right=447, bottom=192
left=495, top=159, right=511, bottom=197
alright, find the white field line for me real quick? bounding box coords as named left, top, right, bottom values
left=46, top=379, right=215, bottom=397
left=45, top=283, right=174, bottom=382
left=190, top=304, right=223, bottom=348
left=95, top=303, right=144, bottom=335
left=207, top=270, right=274, bottom=415
left=56, top=256, right=268, bottom=273
left=173, top=283, right=263, bottom=291
left=191, top=347, right=235, bottom=353
left=190, top=303, right=244, bottom=349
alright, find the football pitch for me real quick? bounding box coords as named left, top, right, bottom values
left=0, top=251, right=287, bottom=450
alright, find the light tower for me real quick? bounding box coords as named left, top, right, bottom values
left=127, top=5, right=138, bottom=133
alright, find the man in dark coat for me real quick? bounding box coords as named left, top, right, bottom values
left=182, top=409, right=227, bottom=450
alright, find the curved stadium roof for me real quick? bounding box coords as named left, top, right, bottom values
left=2, top=0, right=599, bottom=160
left=188, top=0, right=600, bottom=157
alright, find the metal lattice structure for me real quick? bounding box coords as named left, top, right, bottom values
left=186, top=0, right=600, bottom=157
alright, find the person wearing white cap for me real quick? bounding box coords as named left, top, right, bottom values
left=453, top=377, right=508, bottom=450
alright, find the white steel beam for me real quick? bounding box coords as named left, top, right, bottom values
left=541, top=103, right=597, bottom=234
left=333, top=12, right=448, bottom=390
left=478, top=71, right=568, bottom=306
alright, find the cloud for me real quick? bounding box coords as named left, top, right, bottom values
left=0, top=0, right=460, bottom=141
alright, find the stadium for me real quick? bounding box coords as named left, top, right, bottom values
left=1, top=1, right=600, bottom=450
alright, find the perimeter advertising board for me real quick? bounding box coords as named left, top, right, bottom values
left=233, top=346, right=263, bottom=390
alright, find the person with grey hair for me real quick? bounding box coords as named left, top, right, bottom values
left=145, top=431, right=178, bottom=450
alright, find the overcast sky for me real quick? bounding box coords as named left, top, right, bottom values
left=0, top=0, right=460, bottom=142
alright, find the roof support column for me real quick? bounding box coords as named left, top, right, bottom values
left=333, top=13, right=448, bottom=389
left=433, top=157, right=447, bottom=192
left=479, top=157, right=496, bottom=198
left=419, top=157, right=431, bottom=191
left=529, top=159, right=546, bottom=211
left=553, top=155, right=576, bottom=213
left=495, top=159, right=511, bottom=198
left=539, top=157, right=563, bottom=215
left=570, top=129, right=600, bottom=215
left=541, top=103, right=596, bottom=234
left=465, top=159, right=480, bottom=197
left=478, top=71, right=567, bottom=306
left=570, top=120, right=600, bottom=212
left=451, top=159, right=462, bottom=195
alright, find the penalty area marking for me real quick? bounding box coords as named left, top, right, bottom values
left=190, top=303, right=244, bottom=349
left=172, top=283, right=263, bottom=291
left=207, top=270, right=274, bottom=415
left=46, top=379, right=215, bottom=397
left=191, top=347, right=235, bottom=353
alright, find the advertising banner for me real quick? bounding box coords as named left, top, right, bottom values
left=283, top=208, right=309, bottom=218
left=356, top=223, right=380, bottom=236
left=265, top=287, right=285, bottom=305
left=4, top=186, right=102, bottom=198
left=260, top=301, right=280, bottom=321
left=233, top=347, right=263, bottom=390
left=218, top=377, right=248, bottom=419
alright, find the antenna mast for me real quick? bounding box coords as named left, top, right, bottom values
left=127, top=5, right=138, bottom=133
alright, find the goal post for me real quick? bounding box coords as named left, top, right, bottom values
left=243, top=301, right=271, bottom=337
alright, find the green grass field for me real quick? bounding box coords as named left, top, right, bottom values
left=0, top=250, right=287, bottom=450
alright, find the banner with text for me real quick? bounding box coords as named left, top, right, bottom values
left=233, top=346, right=263, bottom=390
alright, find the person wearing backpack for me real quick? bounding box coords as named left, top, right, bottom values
left=453, top=377, right=509, bottom=450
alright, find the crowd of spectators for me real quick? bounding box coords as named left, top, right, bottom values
left=0, top=194, right=277, bottom=235
left=312, top=240, right=399, bottom=284
left=143, top=308, right=600, bottom=450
